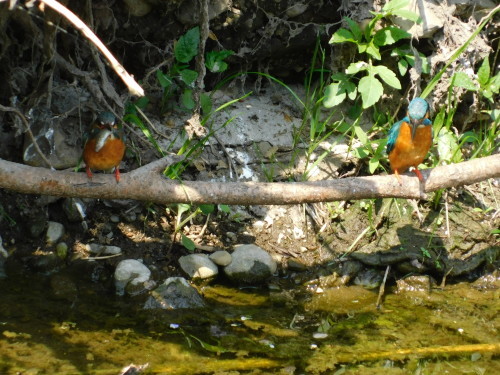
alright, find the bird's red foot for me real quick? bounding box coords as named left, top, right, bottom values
left=114, top=167, right=121, bottom=183
left=85, top=166, right=93, bottom=179
left=413, top=168, right=424, bottom=182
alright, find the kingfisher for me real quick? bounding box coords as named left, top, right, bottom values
left=83, top=112, right=125, bottom=182
left=386, top=98, right=432, bottom=183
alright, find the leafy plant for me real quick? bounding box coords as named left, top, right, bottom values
left=433, top=54, right=500, bottom=165
left=325, top=0, right=421, bottom=109
left=156, top=26, right=234, bottom=114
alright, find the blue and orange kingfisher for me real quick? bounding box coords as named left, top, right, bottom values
left=83, top=112, right=126, bottom=182
left=386, top=98, right=432, bottom=183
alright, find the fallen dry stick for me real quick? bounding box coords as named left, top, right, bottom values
left=0, top=154, right=499, bottom=205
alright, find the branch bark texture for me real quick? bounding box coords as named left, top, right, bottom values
left=0, top=154, right=499, bottom=205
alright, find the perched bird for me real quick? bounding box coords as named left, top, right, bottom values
left=387, top=98, right=432, bottom=183
left=83, top=112, right=125, bottom=182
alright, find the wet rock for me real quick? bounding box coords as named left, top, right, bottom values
left=287, top=258, right=307, bottom=272
left=28, top=251, right=62, bottom=273
left=144, top=277, right=205, bottom=310
left=179, top=254, right=219, bottom=280
left=87, top=243, right=122, bottom=256
left=339, top=260, right=363, bottom=278
left=224, top=244, right=277, bottom=284
left=46, top=221, right=65, bottom=244
left=50, top=273, right=78, bottom=301
left=23, top=110, right=82, bottom=169
left=62, top=198, right=90, bottom=222
left=395, top=258, right=428, bottom=274
left=472, top=271, right=500, bottom=289
left=353, top=268, right=384, bottom=290
left=29, top=215, right=47, bottom=238
left=396, top=275, right=431, bottom=294
left=209, top=250, right=232, bottom=266
left=114, top=259, right=152, bottom=296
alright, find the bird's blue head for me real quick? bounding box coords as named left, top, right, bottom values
left=407, top=98, right=430, bottom=139
left=408, top=98, right=429, bottom=122
left=97, top=112, right=116, bottom=127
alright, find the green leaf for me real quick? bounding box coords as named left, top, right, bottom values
left=392, top=9, right=421, bottom=23
left=366, top=42, right=381, bottom=60
left=489, top=73, right=500, bottom=93
left=344, top=17, right=362, bottom=41
left=373, top=65, right=401, bottom=89
left=383, top=0, right=409, bottom=12
left=218, top=204, right=230, bottom=213
left=177, top=203, right=191, bottom=215
left=437, top=128, right=463, bottom=163
left=354, top=125, right=369, bottom=145
left=346, top=61, right=367, bottom=74
left=175, top=26, right=200, bottom=63
left=368, top=157, right=380, bottom=174
left=181, top=234, right=196, bottom=251
left=398, top=58, right=409, bottom=75
left=181, top=89, right=195, bottom=109
left=323, top=83, right=346, bottom=108
left=374, top=26, right=410, bottom=46
left=476, top=56, right=490, bottom=87
left=433, top=108, right=446, bottom=136
left=206, top=50, right=233, bottom=73
left=330, top=28, right=356, bottom=44
left=199, top=204, right=215, bottom=214
left=156, top=70, right=172, bottom=88
left=358, top=75, right=383, bottom=108
left=200, top=93, right=212, bottom=115
left=134, top=96, right=150, bottom=110
left=357, top=43, right=368, bottom=54
left=180, top=69, right=198, bottom=86
left=452, top=72, right=478, bottom=91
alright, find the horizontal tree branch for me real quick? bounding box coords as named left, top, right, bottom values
left=0, top=154, right=499, bottom=205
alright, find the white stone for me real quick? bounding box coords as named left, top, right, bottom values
left=179, top=254, right=218, bottom=279
left=114, top=259, right=151, bottom=296
left=209, top=250, right=232, bottom=266
left=224, top=244, right=277, bottom=284
left=46, top=221, right=65, bottom=244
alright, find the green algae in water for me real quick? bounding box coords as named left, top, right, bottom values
left=1, top=274, right=499, bottom=374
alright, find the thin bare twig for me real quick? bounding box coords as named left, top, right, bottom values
left=0, top=105, right=54, bottom=170
left=39, top=0, right=144, bottom=97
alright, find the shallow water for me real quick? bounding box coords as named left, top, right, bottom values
left=0, top=274, right=499, bottom=374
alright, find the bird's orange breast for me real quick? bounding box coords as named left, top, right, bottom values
left=83, top=137, right=125, bottom=171
left=389, top=122, right=432, bottom=173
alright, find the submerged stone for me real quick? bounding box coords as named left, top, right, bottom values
left=396, top=275, right=431, bottom=294
left=144, top=277, right=205, bottom=309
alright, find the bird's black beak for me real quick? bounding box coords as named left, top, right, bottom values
left=410, top=118, right=421, bottom=140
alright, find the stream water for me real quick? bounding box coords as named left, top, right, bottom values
left=1, top=273, right=498, bottom=374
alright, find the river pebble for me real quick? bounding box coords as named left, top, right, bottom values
left=143, top=277, right=205, bottom=309
left=179, top=254, right=219, bottom=279
left=114, top=259, right=152, bottom=296
left=224, top=244, right=277, bottom=284
left=46, top=221, right=65, bottom=244
left=209, top=250, right=232, bottom=266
